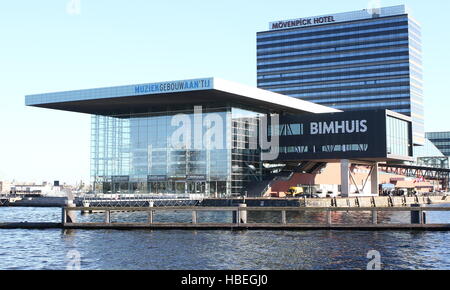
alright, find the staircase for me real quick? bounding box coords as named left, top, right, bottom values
left=243, top=162, right=328, bottom=197
left=244, top=179, right=274, bottom=197
left=286, top=161, right=327, bottom=174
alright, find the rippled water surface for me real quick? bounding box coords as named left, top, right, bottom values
left=0, top=207, right=450, bottom=270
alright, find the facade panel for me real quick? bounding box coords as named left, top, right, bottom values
left=275, top=110, right=412, bottom=161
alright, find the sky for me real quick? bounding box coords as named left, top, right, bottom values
left=0, top=0, right=449, bottom=185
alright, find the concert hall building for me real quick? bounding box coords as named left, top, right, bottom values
left=25, top=78, right=414, bottom=197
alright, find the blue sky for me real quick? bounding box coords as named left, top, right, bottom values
left=1, top=0, right=449, bottom=184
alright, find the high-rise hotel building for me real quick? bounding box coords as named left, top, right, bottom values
left=257, top=5, right=424, bottom=145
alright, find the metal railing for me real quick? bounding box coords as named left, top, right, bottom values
left=76, top=194, right=203, bottom=207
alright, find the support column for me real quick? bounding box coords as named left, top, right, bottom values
left=340, top=160, right=350, bottom=197
left=371, top=162, right=379, bottom=196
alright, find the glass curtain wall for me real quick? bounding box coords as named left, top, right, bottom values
left=386, top=115, right=410, bottom=157
left=91, top=106, right=263, bottom=197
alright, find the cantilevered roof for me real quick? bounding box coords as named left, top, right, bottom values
left=25, top=77, right=340, bottom=115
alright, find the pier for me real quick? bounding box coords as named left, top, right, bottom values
left=2, top=205, right=450, bottom=231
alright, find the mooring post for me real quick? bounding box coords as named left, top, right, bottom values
left=233, top=204, right=247, bottom=224
left=148, top=201, right=154, bottom=224
left=239, top=204, right=247, bottom=224
left=326, top=210, right=332, bottom=226
left=105, top=210, right=111, bottom=224
left=148, top=210, right=153, bottom=224
left=371, top=210, right=378, bottom=225
left=61, top=207, right=67, bottom=224
left=192, top=211, right=198, bottom=224
left=281, top=210, right=287, bottom=224
left=62, top=198, right=77, bottom=224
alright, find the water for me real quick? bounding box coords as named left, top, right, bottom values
left=1, top=206, right=450, bottom=270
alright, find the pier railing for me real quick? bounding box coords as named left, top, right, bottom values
left=61, top=206, right=450, bottom=230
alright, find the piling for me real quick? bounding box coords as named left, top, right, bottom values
left=62, top=199, right=77, bottom=224
left=281, top=210, right=287, bottom=224
left=148, top=201, right=154, bottom=224
left=411, top=204, right=427, bottom=225
left=233, top=204, right=248, bottom=224
left=372, top=210, right=378, bottom=224
left=326, top=210, right=332, bottom=225
left=105, top=210, right=111, bottom=224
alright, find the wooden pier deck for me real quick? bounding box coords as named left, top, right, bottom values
left=1, top=205, right=449, bottom=231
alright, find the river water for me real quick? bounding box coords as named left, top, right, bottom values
left=0, top=206, right=449, bottom=270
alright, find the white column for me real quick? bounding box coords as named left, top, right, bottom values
left=341, top=160, right=350, bottom=197
left=371, top=162, right=379, bottom=196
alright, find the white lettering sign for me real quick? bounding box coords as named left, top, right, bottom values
left=310, top=120, right=368, bottom=135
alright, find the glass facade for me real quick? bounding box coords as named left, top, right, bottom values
left=257, top=9, right=424, bottom=145
left=426, top=132, right=450, bottom=157
left=386, top=115, right=410, bottom=157
left=90, top=106, right=263, bottom=197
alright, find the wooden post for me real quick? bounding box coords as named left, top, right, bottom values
left=61, top=208, right=67, bottom=224
left=192, top=211, right=198, bottom=224
left=105, top=210, right=111, bottom=224
left=233, top=209, right=240, bottom=224
left=65, top=199, right=77, bottom=223
left=326, top=210, right=332, bottom=226
left=281, top=210, right=287, bottom=224
left=148, top=211, right=153, bottom=224
left=148, top=201, right=154, bottom=224
left=372, top=210, right=378, bottom=224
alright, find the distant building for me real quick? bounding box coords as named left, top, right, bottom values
left=426, top=132, right=450, bottom=157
